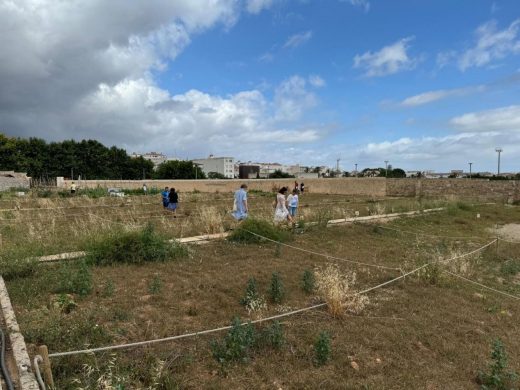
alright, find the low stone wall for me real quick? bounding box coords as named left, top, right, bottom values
left=60, top=177, right=388, bottom=197
left=57, top=177, right=520, bottom=202
left=0, top=176, right=30, bottom=191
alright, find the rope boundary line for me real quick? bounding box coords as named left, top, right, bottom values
left=444, top=270, right=520, bottom=300
left=47, top=239, right=496, bottom=358
left=242, top=229, right=401, bottom=271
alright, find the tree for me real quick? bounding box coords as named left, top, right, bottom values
left=269, top=169, right=295, bottom=179
left=208, top=171, right=227, bottom=179
left=154, top=160, right=206, bottom=180
left=390, top=168, right=406, bottom=178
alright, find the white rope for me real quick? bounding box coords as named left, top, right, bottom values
left=33, top=356, right=46, bottom=390
left=444, top=271, right=520, bottom=301
left=497, top=237, right=520, bottom=245
left=242, top=229, right=401, bottom=271
left=375, top=225, right=484, bottom=240
left=47, top=239, right=496, bottom=358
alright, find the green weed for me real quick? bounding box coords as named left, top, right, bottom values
left=302, top=269, right=315, bottom=294
left=269, top=272, right=285, bottom=304
left=85, top=224, right=188, bottom=266
left=55, top=261, right=93, bottom=297
left=228, top=218, right=291, bottom=244
left=210, top=317, right=256, bottom=364
left=314, top=331, right=332, bottom=366
left=148, top=275, right=163, bottom=294
left=477, top=339, right=518, bottom=389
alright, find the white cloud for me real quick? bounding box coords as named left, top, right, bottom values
left=440, top=19, right=520, bottom=71
left=342, top=0, right=370, bottom=12
left=283, top=30, right=313, bottom=49
left=400, top=85, right=485, bottom=107
left=246, top=0, right=275, bottom=14
left=274, top=76, right=318, bottom=121
left=353, top=37, right=418, bottom=77
left=450, top=105, right=520, bottom=132
left=308, top=75, right=326, bottom=87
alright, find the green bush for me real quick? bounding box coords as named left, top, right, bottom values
left=55, top=261, right=93, bottom=297
left=258, top=320, right=284, bottom=350
left=148, top=275, right=163, bottom=294
left=477, top=339, right=518, bottom=389
left=228, top=218, right=291, bottom=244
left=314, top=331, right=332, bottom=366
left=500, top=259, right=520, bottom=276
left=0, top=246, right=42, bottom=280
left=210, top=317, right=256, bottom=364
left=85, top=224, right=188, bottom=266
left=302, top=269, right=315, bottom=294
left=269, top=272, right=285, bottom=304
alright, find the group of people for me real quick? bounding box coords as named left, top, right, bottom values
left=232, top=182, right=305, bottom=224
left=161, top=186, right=178, bottom=216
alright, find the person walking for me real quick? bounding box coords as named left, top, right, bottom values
left=274, top=187, right=292, bottom=224
left=300, top=182, right=305, bottom=194
left=232, top=184, right=248, bottom=221
left=70, top=181, right=76, bottom=195
left=287, top=188, right=299, bottom=219
left=161, top=186, right=169, bottom=209
left=168, top=188, right=178, bottom=217
left=142, top=183, right=148, bottom=195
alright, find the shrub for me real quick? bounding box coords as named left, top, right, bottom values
left=148, top=275, right=163, bottom=294
left=269, top=272, right=285, bottom=304
left=314, top=331, right=332, bottom=366
left=258, top=320, right=284, bottom=350
left=102, top=279, right=115, bottom=297
left=315, top=264, right=368, bottom=317
left=85, top=224, right=188, bottom=266
left=228, top=218, right=291, bottom=244
left=302, top=269, right=315, bottom=294
left=210, top=317, right=256, bottom=364
left=477, top=339, right=518, bottom=389
left=500, top=259, right=520, bottom=276
left=55, top=261, right=93, bottom=297
left=241, top=278, right=266, bottom=314
left=0, top=245, right=44, bottom=280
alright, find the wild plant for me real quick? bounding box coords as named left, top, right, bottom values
left=210, top=317, right=256, bottom=364
left=302, top=269, right=315, bottom=294
left=241, top=278, right=266, bottom=314
left=269, top=272, right=285, bottom=304
left=477, top=339, right=518, bottom=389
left=314, top=331, right=332, bottom=366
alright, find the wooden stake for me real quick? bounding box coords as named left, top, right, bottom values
left=36, top=345, right=54, bottom=388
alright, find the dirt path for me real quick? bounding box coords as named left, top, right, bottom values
left=490, top=223, right=520, bottom=241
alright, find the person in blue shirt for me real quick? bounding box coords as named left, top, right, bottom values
left=232, top=184, right=248, bottom=221
left=161, top=186, right=169, bottom=208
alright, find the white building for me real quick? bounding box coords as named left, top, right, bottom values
left=192, top=155, right=235, bottom=178
left=131, top=152, right=168, bottom=169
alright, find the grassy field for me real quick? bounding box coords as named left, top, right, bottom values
left=2, top=194, right=520, bottom=389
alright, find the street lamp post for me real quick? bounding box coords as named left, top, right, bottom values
left=468, top=162, right=473, bottom=179
left=355, top=163, right=358, bottom=175
left=495, top=148, right=502, bottom=175
left=384, top=160, right=389, bottom=178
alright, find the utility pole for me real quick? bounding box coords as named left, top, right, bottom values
left=468, top=162, right=473, bottom=179
left=384, top=160, right=389, bottom=178
left=336, top=158, right=340, bottom=175
left=355, top=163, right=358, bottom=174
left=495, top=148, right=502, bottom=175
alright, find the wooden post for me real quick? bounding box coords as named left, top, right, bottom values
left=37, top=345, right=55, bottom=388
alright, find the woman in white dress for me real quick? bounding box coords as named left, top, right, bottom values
left=274, top=187, right=293, bottom=224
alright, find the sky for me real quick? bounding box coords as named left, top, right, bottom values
left=0, top=0, right=519, bottom=172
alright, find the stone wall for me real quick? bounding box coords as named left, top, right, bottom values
left=59, top=177, right=387, bottom=197
left=57, top=177, right=520, bottom=202
left=0, top=172, right=30, bottom=191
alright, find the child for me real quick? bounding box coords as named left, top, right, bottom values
left=168, top=188, right=178, bottom=217
left=161, top=186, right=169, bottom=208
left=287, top=188, right=299, bottom=218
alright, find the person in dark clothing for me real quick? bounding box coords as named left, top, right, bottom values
left=168, top=188, right=178, bottom=217
left=300, top=182, right=305, bottom=193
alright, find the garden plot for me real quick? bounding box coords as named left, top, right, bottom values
left=3, top=201, right=520, bottom=389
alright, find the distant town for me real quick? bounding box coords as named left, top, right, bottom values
left=131, top=152, right=519, bottom=180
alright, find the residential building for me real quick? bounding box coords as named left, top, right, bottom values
left=192, top=155, right=235, bottom=178
left=131, top=152, right=168, bottom=169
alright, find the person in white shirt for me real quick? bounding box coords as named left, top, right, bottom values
left=274, top=187, right=292, bottom=224
left=287, top=188, right=299, bottom=218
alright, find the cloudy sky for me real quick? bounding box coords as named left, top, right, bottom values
left=1, top=0, right=519, bottom=172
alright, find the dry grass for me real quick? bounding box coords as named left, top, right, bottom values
left=315, top=264, right=369, bottom=317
